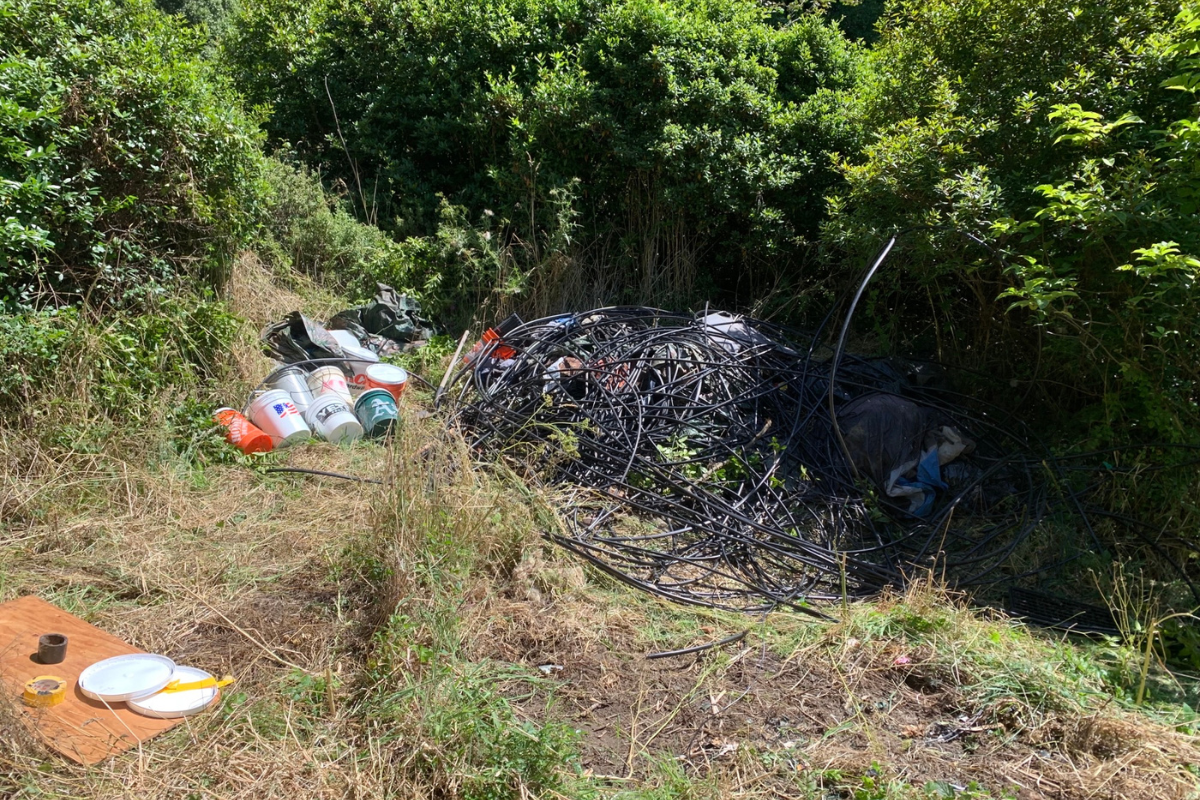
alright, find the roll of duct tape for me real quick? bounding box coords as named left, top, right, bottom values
left=23, top=676, right=67, bottom=708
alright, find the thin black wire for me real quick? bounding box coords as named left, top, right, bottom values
left=263, top=466, right=385, bottom=485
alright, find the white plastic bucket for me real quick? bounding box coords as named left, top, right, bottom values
left=306, top=365, right=353, bottom=406
left=330, top=330, right=380, bottom=388
left=305, top=393, right=363, bottom=444
left=267, top=365, right=315, bottom=415
left=248, top=389, right=311, bottom=447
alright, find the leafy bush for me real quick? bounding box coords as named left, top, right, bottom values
left=0, top=296, right=239, bottom=426
left=821, top=0, right=1199, bottom=443
left=0, top=309, right=76, bottom=411
left=0, top=0, right=266, bottom=312
left=256, top=156, right=498, bottom=325
left=223, top=0, right=867, bottom=309
left=824, top=0, right=886, bottom=42
left=257, top=156, right=404, bottom=294
left=156, top=0, right=240, bottom=39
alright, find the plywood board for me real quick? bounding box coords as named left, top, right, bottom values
left=0, top=595, right=185, bottom=764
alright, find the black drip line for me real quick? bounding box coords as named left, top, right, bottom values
left=429, top=252, right=1198, bottom=616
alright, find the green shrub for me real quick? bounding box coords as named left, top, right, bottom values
left=223, top=0, right=867, bottom=309
left=257, top=155, right=406, bottom=297
left=369, top=608, right=585, bottom=800
left=821, top=0, right=1199, bottom=444
left=0, top=309, right=77, bottom=411
left=0, top=0, right=266, bottom=311
left=0, top=295, right=239, bottom=425
left=824, top=0, right=886, bottom=42
left=156, top=0, right=240, bottom=39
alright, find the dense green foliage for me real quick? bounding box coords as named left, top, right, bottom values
left=0, top=296, right=238, bottom=440
left=823, top=0, right=1200, bottom=442
left=223, top=0, right=1200, bottom=446
left=224, top=0, right=865, bottom=306
left=258, top=155, right=405, bottom=293
left=156, top=0, right=239, bottom=38
left=0, top=0, right=264, bottom=311
left=2, top=0, right=1198, bottom=451
left=257, top=156, right=515, bottom=323
left=824, top=0, right=886, bottom=41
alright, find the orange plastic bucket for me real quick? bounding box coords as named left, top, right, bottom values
left=213, top=408, right=273, bottom=454
left=361, top=364, right=409, bottom=402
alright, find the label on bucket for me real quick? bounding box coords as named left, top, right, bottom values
left=214, top=409, right=273, bottom=454
left=315, top=401, right=350, bottom=424
left=356, top=390, right=398, bottom=438
left=272, top=400, right=301, bottom=418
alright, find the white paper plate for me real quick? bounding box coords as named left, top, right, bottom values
left=78, top=653, right=176, bottom=702
left=128, top=665, right=219, bottom=719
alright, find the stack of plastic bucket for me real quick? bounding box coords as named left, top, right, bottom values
left=267, top=366, right=315, bottom=416
left=307, top=366, right=354, bottom=406
left=237, top=357, right=410, bottom=448
left=360, top=364, right=408, bottom=401
left=248, top=390, right=311, bottom=447
left=307, top=393, right=363, bottom=443
left=330, top=330, right=380, bottom=387
left=300, top=364, right=361, bottom=443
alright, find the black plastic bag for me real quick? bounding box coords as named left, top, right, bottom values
left=361, top=283, right=435, bottom=343
left=261, top=312, right=346, bottom=364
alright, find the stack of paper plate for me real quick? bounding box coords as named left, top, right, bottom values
left=78, top=655, right=221, bottom=718
left=78, top=654, right=176, bottom=702
left=128, top=665, right=220, bottom=719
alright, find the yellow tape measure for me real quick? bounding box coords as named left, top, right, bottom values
left=23, top=676, right=67, bottom=708
left=161, top=674, right=234, bottom=693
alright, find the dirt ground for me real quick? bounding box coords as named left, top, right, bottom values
left=468, top=586, right=1200, bottom=800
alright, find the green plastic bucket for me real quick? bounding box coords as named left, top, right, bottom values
left=354, top=388, right=399, bottom=439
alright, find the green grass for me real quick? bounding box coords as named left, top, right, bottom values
left=3, top=263, right=1199, bottom=800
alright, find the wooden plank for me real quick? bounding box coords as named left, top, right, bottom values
left=0, top=595, right=185, bottom=764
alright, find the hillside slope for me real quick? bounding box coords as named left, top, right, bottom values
left=1, top=256, right=1198, bottom=800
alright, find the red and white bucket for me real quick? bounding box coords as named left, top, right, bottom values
left=248, top=389, right=311, bottom=447
left=306, top=366, right=353, bottom=406
left=360, top=363, right=408, bottom=402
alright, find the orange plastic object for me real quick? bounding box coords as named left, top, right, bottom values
left=463, top=328, right=517, bottom=364
left=360, top=364, right=409, bottom=402
left=213, top=407, right=273, bottom=454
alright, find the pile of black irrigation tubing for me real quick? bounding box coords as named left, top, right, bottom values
left=437, top=312, right=1200, bottom=618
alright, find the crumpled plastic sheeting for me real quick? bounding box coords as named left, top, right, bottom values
left=838, top=393, right=975, bottom=516
left=260, top=283, right=434, bottom=364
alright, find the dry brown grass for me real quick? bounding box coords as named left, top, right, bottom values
left=0, top=430, right=392, bottom=793
left=456, top=579, right=1200, bottom=799
left=223, top=251, right=348, bottom=389
left=6, top=414, right=1200, bottom=799
left=2, top=257, right=1199, bottom=799
left=0, top=255, right=393, bottom=798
